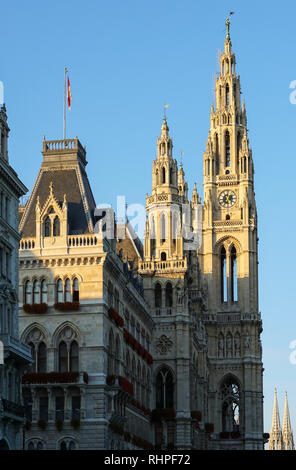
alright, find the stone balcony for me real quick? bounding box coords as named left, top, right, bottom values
left=139, top=258, right=187, bottom=275
left=22, top=371, right=89, bottom=386
left=0, top=333, right=32, bottom=363
left=0, top=398, right=25, bottom=422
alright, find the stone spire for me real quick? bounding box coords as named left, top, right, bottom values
left=269, top=388, right=283, bottom=450
left=282, top=392, right=294, bottom=450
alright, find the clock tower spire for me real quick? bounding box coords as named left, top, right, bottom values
left=201, top=21, right=264, bottom=449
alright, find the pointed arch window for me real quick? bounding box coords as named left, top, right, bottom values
left=57, top=279, right=63, bottom=302
left=70, top=341, right=79, bottom=372
left=226, top=84, right=230, bottom=106
left=160, top=214, right=166, bottom=244
left=162, top=167, right=166, bottom=184
left=161, top=252, right=166, bottom=261
left=25, top=280, right=32, bottom=304
left=37, top=342, right=47, bottom=373
left=73, top=278, right=79, bottom=302
left=231, top=246, right=238, bottom=302
left=59, top=341, right=68, bottom=372
left=41, top=279, right=47, bottom=303
left=44, top=217, right=51, bottom=237
left=221, top=376, right=240, bottom=432
left=155, top=283, right=162, bottom=309
left=165, top=283, right=173, bottom=308
left=53, top=216, right=60, bottom=236
left=65, top=278, right=71, bottom=302
left=33, top=280, right=40, bottom=304
left=221, top=247, right=227, bottom=303
left=225, top=131, right=230, bottom=167
left=156, top=368, right=174, bottom=409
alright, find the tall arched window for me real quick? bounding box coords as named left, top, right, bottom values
left=156, top=368, right=174, bottom=409
left=160, top=214, right=166, bottom=244
left=155, top=283, right=162, bottom=309
left=53, top=216, right=60, bottom=236
left=65, top=278, right=71, bottom=302
left=73, top=278, right=79, bottom=302
left=221, top=376, right=240, bottom=432
left=165, top=283, right=173, bottom=308
left=57, top=279, right=63, bottom=302
left=41, top=279, right=47, bottom=303
left=226, top=84, right=230, bottom=106
left=28, top=342, right=35, bottom=370
left=33, top=280, right=40, bottom=304
left=25, top=281, right=32, bottom=304
left=225, top=131, right=230, bottom=167
left=231, top=246, right=238, bottom=302
left=59, top=341, right=68, bottom=372
left=161, top=252, right=166, bottom=261
left=162, top=167, right=166, bottom=184
left=44, top=217, right=51, bottom=237
left=37, top=342, right=47, bottom=373
left=221, top=247, right=227, bottom=303
left=70, top=341, right=79, bottom=372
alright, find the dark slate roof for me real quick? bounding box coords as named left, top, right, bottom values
left=20, top=165, right=96, bottom=238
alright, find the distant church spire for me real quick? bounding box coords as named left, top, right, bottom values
left=269, top=388, right=284, bottom=450
left=282, top=392, right=294, bottom=450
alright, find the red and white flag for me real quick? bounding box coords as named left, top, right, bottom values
left=67, top=76, right=72, bottom=111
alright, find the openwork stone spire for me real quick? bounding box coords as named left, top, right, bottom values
left=269, top=389, right=283, bottom=450
left=282, top=392, right=294, bottom=450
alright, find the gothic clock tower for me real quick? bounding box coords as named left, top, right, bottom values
left=200, top=19, right=264, bottom=449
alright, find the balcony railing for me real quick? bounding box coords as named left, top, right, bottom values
left=22, top=371, right=88, bottom=385
left=2, top=398, right=25, bottom=418
left=139, top=259, right=187, bottom=273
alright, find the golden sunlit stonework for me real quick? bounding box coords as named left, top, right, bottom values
left=17, top=23, right=264, bottom=450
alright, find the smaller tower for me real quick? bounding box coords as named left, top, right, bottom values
left=269, top=389, right=284, bottom=450
left=282, top=392, right=294, bottom=450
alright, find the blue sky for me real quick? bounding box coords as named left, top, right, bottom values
left=2, top=0, right=296, bottom=438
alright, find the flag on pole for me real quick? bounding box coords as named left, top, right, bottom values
left=67, top=76, right=72, bottom=111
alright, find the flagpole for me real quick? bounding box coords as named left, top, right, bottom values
left=64, top=67, right=67, bottom=140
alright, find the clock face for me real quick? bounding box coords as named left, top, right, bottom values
left=219, top=190, right=237, bottom=208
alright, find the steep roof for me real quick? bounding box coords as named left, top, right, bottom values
left=19, top=138, right=96, bottom=236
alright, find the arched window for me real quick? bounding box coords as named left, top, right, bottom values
left=221, top=247, right=227, bottom=303
left=155, top=283, right=162, bottom=309
left=59, top=341, right=68, bottom=372
left=53, top=216, right=60, bottom=236
left=165, top=283, right=173, bottom=308
left=44, top=217, right=51, bottom=237
left=37, top=442, right=44, bottom=450
left=60, top=441, right=67, bottom=451
left=25, top=281, right=32, bottom=304
left=231, top=246, right=238, bottom=302
left=221, top=376, right=240, bottom=432
left=70, top=341, right=79, bottom=372
left=161, top=252, right=166, bottom=261
left=57, top=279, right=63, bottom=302
left=28, top=341, right=36, bottom=369
left=160, top=214, right=166, bottom=244
left=41, top=279, right=47, bottom=303
left=162, top=167, right=166, bottom=184
left=65, top=278, right=71, bottom=302
left=37, top=342, right=47, bottom=373
left=27, top=441, right=35, bottom=450
left=156, top=368, right=174, bottom=409
left=33, top=280, right=40, bottom=304
left=169, top=168, right=173, bottom=185
left=225, top=131, right=230, bottom=167
left=68, top=441, right=76, bottom=450
left=226, top=84, right=230, bottom=106
left=73, top=278, right=79, bottom=302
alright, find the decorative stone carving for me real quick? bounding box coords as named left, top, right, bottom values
left=155, top=335, right=173, bottom=355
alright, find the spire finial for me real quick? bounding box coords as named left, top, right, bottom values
left=163, top=102, right=170, bottom=120
left=180, top=150, right=184, bottom=169
left=226, top=12, right=235, bottom=40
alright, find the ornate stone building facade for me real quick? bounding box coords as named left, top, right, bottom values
left=18, top=22, right=264, bottom=450
left=0, top=104, right=32, bottom=450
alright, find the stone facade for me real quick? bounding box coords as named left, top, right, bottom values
left=0, top=104, right=32, bottom=450
left=17, top=24, right=264, bottom=450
